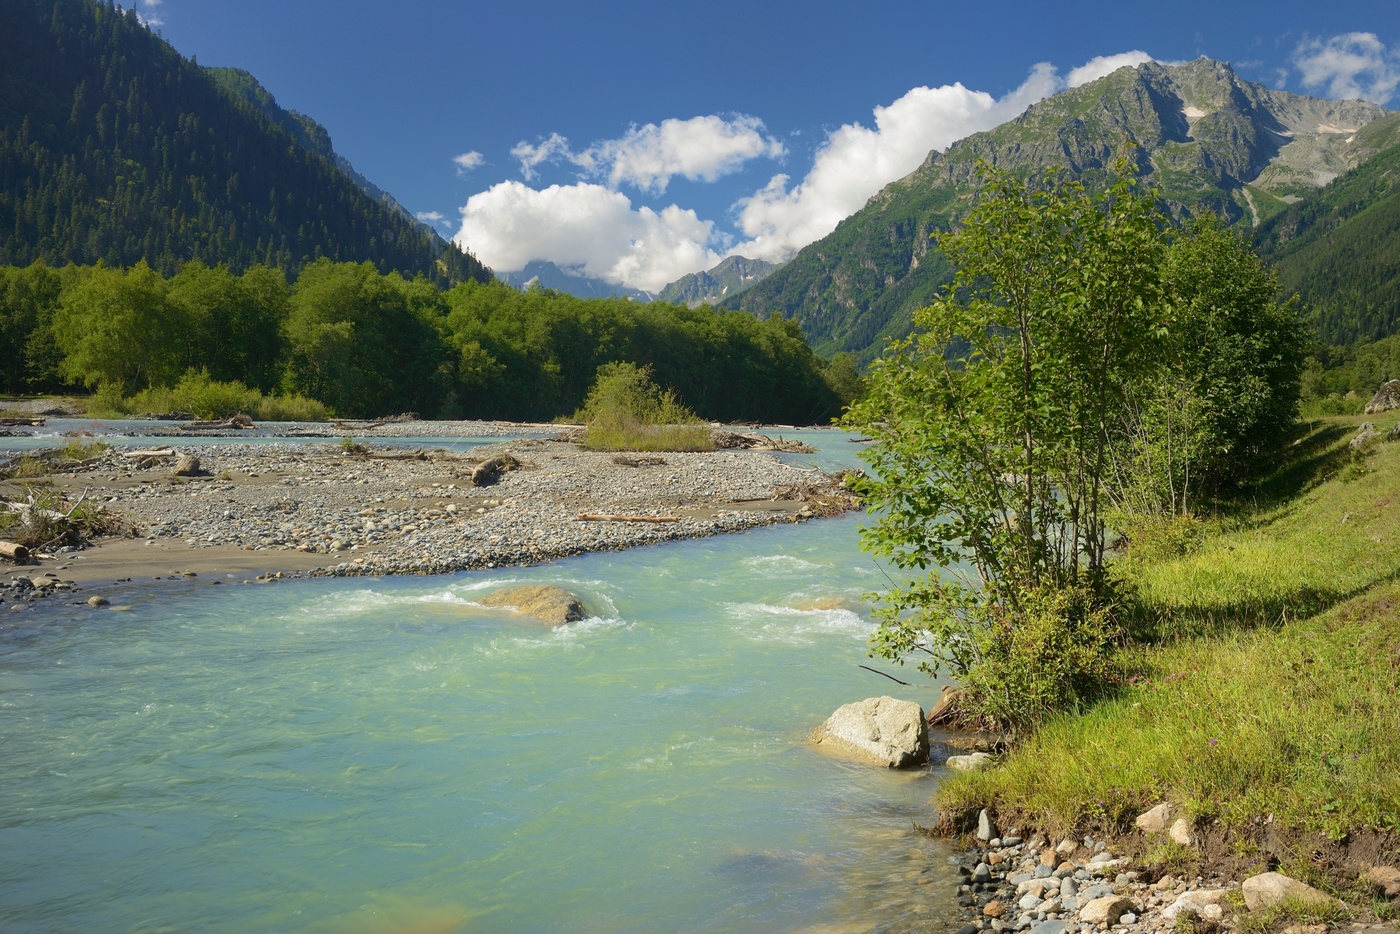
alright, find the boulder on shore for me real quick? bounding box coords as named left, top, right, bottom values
left=478, top=584, right=586, bottom=626
left=1241, top=871, right=1338, bottom=913
left=810, top=696, right=929, bottom=768
left=1365, top=379, right=1400, bottom=415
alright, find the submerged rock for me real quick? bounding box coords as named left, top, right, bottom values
left=810, top=696, right=929, bottom=768
left=478, top=584, right=586, bottom=625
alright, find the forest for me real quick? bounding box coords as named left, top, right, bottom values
left=0, top=0, right=489, bottom=287
left=0, top=258, right=856, bottom=424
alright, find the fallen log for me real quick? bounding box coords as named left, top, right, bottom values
left=0, top=417, right=44, bottom=427
left=0, top=540, right=29, bottom=563
left=577, top=513, right=680, bottom=523
left=122, top=448, right=175, bottom=458
left=471, top=454, right=519, bottom=486
left=180, top=413, right=254, bottom=431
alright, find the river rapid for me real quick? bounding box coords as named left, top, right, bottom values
left=0, top=429, right=961, bottom=933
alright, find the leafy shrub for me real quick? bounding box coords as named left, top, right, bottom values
left=960, top=584, right=1124, bottom=731
left=87, top=371, right=329, bottom=422
left=575, top=362, right=713, bottom=452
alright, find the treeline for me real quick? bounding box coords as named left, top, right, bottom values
left=1301, top=334, right=1400, bottom=414
left=0, top=0, right=489, bottom=286
left=0, top=259, right=854, bottom=424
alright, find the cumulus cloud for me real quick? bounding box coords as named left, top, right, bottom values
left=456, top=51, right=1158, bottom=290
left=452, top=151, right=485, bottom=175
left=452, top=181, right=722, bottom=293
left=1293, top=33, right=1400, bottom=104
left=731, top=53, right=1151, bottom=263
left=1066, top=51, right=1154, bottom=88
left=416, top=211, right=450, bottom=229
left=509, top=115, right=784, bottom=192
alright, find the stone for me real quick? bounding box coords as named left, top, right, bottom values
left=86, top=595, right=109, bottom=607
left=1241, top=872, right=1337, bottom=913
left=1059, top=877, right=1077, bottom=898
left=947, top=751, right=996, bottom=772
left=172, top=454, right=201, bottom=476
left=1350, top=428, right=1379, bottom=452
left=978, top=808, right=998, bottom=842
left=1027, top=922, right=1069, bottom=934
left=1168, top=817, right=1194, bottom=846
left=478, top=584, right=586, bottom=626
left=810, top=696, right=929, bottom=769
left=1365, top=379, right=1400, bottom=414
left=1135, top=802, right=1174, bottom=833
left=1078, top=895, right=1134, bottom=925
left=1367, top=866, right=1400, bottom=899
left=983, top=900, right=1006, bottom=918
left=1120, top=912, right=1137, bottom=925
left=971, top=862, right=992, bottom=884
left=1054, top=838, right=1076, bottom=856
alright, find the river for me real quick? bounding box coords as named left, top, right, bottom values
left=0, top=428, right=960, bottom=932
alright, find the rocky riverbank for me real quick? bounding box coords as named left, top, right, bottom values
left=946, top=807, right=1400, bottom=934
left=1, top=432, right=859, bottom=590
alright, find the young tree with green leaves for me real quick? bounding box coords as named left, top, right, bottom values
left=844, top=159, right=1166, bottom=726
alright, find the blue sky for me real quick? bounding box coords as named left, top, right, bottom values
left=139, top=0, right=1398, bottom=291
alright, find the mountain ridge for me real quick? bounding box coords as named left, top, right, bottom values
left=722, top=58, right=1392, bottom=358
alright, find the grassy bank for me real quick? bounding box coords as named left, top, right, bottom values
left=936, top=414, right=1400, bottom=899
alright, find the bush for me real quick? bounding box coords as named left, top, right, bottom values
left=85, top=371, right=329, bottom=422
left=959, top=584, right=1124, bottom=731
left=575, top=362, right=714, bottom=452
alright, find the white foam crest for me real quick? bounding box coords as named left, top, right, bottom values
left=741, top=554, right=823, bottom=572
left=726, top=602, right=874, bottom=644
left=471, top=614, right=633, bottom=657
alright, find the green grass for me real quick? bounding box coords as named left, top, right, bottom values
left=580, top=418, right=715, bottom=453
left=937, top=415, right=1400, bottom=844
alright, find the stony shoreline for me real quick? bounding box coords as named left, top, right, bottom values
left=946, top=808, right=1400, bottom=934
left=1, top=427, right=858, bottom=593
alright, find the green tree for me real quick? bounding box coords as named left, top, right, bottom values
left=844, top=160, right=1165, bottom=725
left=1108, top=218, right=1310, bottom=516
left=51, top=260, right=183, bottom=393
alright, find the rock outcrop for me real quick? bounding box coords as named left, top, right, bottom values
left=478, top=584, right=586, bottom=626
left=810, top=696, right=929, bottom=768
left=1365, top=380, right=1400, bottom=415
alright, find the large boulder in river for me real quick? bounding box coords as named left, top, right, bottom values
left=1366, top=380, right=1400, bottom=414
left=811, top=696, right=929, bottom=768
left=478, top=584, right=586, bottom=626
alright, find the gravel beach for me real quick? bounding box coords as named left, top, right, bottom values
left=1, top=421, right=859, bottom=589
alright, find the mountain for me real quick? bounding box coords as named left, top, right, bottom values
left=202, top=67, right=438, bottom=240
left=0, top=0, right=490, bottom=286
left=1256, top=112, right=1400, bottom=345
left=722, top=58, right=1391, bottom=358
left=655, top=256, right=777, bottom=306
left=497, top=261, right=653, bottom=301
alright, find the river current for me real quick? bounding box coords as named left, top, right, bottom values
left=0, top=429, right=960, bottom=932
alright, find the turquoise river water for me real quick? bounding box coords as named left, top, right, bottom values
left=0, top=430, right=961, bottom=933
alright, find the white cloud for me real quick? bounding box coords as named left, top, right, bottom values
left=1066, top=51, right=1154, bottom=88
left=730, top=55, right=1144, bottom=263
left=1293, top=33, right=1400, bottom=104
left=452, top=151, right=485, bottom=175
left=508, top=115, right=783, bottom=192
left=455, top=51, right=1158, bottom=291
left=416, top=210, right=449, bottom=228
left=452, top=181, right=722, bottom=293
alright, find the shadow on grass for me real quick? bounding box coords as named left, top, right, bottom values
left=1237, top=422, right=1354, bottom=510
left=1122, top=565, right=1400, bottom=644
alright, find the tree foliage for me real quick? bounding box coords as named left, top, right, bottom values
left=845, top=160, right=1307, bottom=727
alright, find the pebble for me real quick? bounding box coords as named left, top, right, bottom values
left=3, top=434, right=856, bottom=581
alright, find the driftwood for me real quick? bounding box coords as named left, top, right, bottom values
left=0, top=540, right=29, bottom=563
left=180, top=413, right=254, bottom=431
left=122, top=448, right=175, bottom=458
left=471, top=454, right=519, bottom=486
left=711, top=431, right=815, bottom=453
left=577, top=513, right=680, bottom=523
left=0, top=417, right=44, bottom=427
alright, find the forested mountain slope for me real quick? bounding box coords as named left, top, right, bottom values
left=0, top=0, right=489, bottom=286
left=723, top=59, right=1390, bottom=358
left=1257, top=113, right=1400, bottom=345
